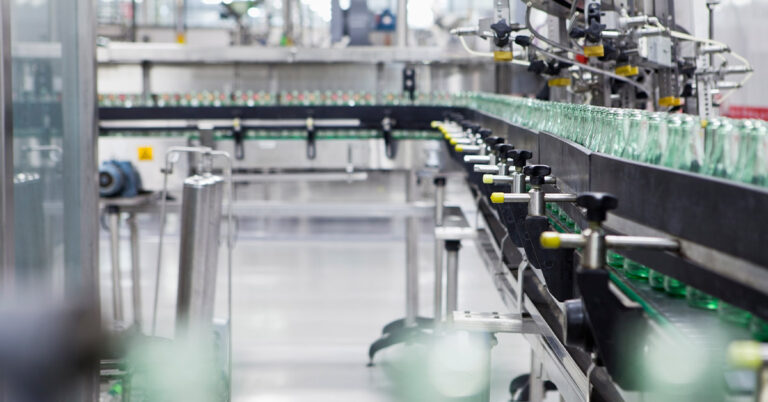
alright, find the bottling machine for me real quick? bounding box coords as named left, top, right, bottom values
left=3, top=0, right=766, bottom=401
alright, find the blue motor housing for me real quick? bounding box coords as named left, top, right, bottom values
left=99, top=160, right=142, bottom=198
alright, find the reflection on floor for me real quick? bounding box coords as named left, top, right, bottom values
left=98, top=177, right=560, bottom=401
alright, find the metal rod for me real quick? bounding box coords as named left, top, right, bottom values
left=530, top=351, right=546, bottom=402
left=605, top=235, right=679, bottom=250
left=445, top=242, right=461, bottom=322
left=128, top=213, right=142, bottom=330
left=474, top=165, right=501, bottom=174
left=464, top=155, right=491, bottom=164
left=109, top=209, right=124, bottom=322
left=405, top=169, right=419, bottom=326
left=433, top=178, right=446, bottom=324
left=0, top=0, right=13, bottom=287
left=396, top=0, right=408, bottom=47
left=175, top=0, right=186, bottom=43
left=544, top=193, right=579, bottom=203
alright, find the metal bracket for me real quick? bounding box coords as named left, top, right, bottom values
left=451, top=311, right=539, bottom=334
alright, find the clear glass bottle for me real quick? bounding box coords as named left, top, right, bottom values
left=664, top=276, right=687, bottom=297
left=750, top=317, right=768, bottom=342
left=648, top=270, right=666, bottom=290
left=623, top=259, right=649, bottom=280
left=607, top=252, right=625, bottom=271
left=686, top=287, right=719, bottom=310
left=719, top=302, right=752, bottom=326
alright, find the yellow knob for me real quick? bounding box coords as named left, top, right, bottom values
left=483, top=175, right=494, bottom=184
left=455, top=145, right=464, bottom=152
left=431, top=121, right=439, bottom=128
left=450, top=139, right=458, bottom=146
left=444, top=133, right=451, bottom=140
left=540, top=232, right=561, bottom=249
left=728, top=341, right=763, bottom=370
left=490, top=193, right=506, bottom=204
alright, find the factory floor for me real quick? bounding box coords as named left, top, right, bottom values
left=99, top=176, right=560, bottom=401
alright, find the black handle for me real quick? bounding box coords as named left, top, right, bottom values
left=510, top=150, right=533, bottom=167
left=576, top=192, right=619, bottom=223
left=306, top=128, right=317, bottom=160
left=485, top=136, right=504, bottom=147
left=233, top=126, right=245, bottom=160
left=494, top=144, right=515, bottom=157
left=523, top=164, right=551, bottom=186
left=491, top=19, right=514, bottom=47
left=478, top=128, right=492, bottom=139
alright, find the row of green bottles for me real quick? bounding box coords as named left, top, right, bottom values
left=460, top=92, right=768, bottom=189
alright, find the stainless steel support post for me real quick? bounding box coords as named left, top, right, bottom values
left=396, top=0, right=408, bottom=47
left=433, top=177, right=446, bottom=324
left=405, top=169, right=419, bottom=326
left=445, top=240, right=461, bottom=323
left=530, top=350, right=546, bottom=402
left=127, top=213, right=142, bottom=330
left=175, top=0, right=186, bottom=43
left=108, top=207, right=124, bottom=322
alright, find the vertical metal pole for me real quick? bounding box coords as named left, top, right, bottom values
left=128, top=213, right=142, bottom=330
left=175, top=0, right=186, bottom=43
left=283, top=0, right=294, bottom=44
left=141, top=61, right=151, bottom=99
left=529, top=351, right=546, bottom=402
left=396, top=0, right=408, bottom=47
left=405, top=169, right=419, bottom=326
left=109, top=208, right=124, bottom=322
left=0, top=0, right=13, bottom=288
left=433, top=177, right=446, bottom=323
left=130, top=0, right=138, bottom=42
left=444, top=241, right=461, bottom=323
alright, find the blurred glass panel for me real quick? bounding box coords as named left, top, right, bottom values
left=11, top=0, right=96, bottom=297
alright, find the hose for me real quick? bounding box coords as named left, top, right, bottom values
left=525, top=2, right=585, bottom=57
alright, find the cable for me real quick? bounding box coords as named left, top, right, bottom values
left=665, top=28, right=753, bottom=104
left=458, top=36, right=494, bottom=57
left=530, top=42, right=651, bottom=95
left=458, top=36, right=531, bottom=66
left=525, top=2, right=585, bottom=57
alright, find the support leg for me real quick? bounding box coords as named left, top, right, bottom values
left=445, top=240, right=461, bottom=323
left=108, top=207, right=124, bottom=323
left=529, top=350, right=546, bottom=402
left=128, top=213, right=142, bottom=330
left=433, top=177, right=446, bottom=326
left=405, top=169, right=419, bottom=326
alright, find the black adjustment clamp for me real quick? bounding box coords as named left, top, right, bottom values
left=382, top=116, right=397, bottom=159
left=306, top=117, right=317, bottom=160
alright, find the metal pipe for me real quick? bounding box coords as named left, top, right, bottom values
left=605, top=235, right=679, bottom=251
left=396, top=0, right=408, bottom=47
left=433, top=178, right=446, bottom=324
left=465, top=155, right=491, bottom=164
left=405, top=169, right=419, bottom=326
left=108, top=209, right=124, bottom=322
left=474, top=165, right=501, bottom=174
left=445, top=242, right=461, bottom=323
left=544, top=193, right=579, bottom=202
left=128, top=213, right=142, bottom=330
left=175, top=0, right=186, bottom=44
left=176, top=172, right=225, bottom=337
left=283, top=0, right=294, bottom=45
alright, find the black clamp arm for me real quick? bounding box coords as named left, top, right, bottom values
left=233, top=118, right=245, bottom=160
left=306, top=117, right=317, bottom=160
left=382, top=116, right=397, bottom=159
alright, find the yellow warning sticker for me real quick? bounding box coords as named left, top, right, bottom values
left=138, top=147, right=154, bottom=161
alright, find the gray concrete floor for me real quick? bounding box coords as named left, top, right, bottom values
left=99, top=177, right=559, bottom=401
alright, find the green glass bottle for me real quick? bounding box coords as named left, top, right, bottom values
left=686, top=287, right=719, bottom=310
left=750, top=317, right=768, bottom=342
left=719, top=302, right=752, bottom=327
left=607, top=252, right=625, bottom=271
left=623, top=259, right=649, bottom=280
left=648, top=270, right=666, bottom=290
left=664, top=276, right=687, bottom=297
